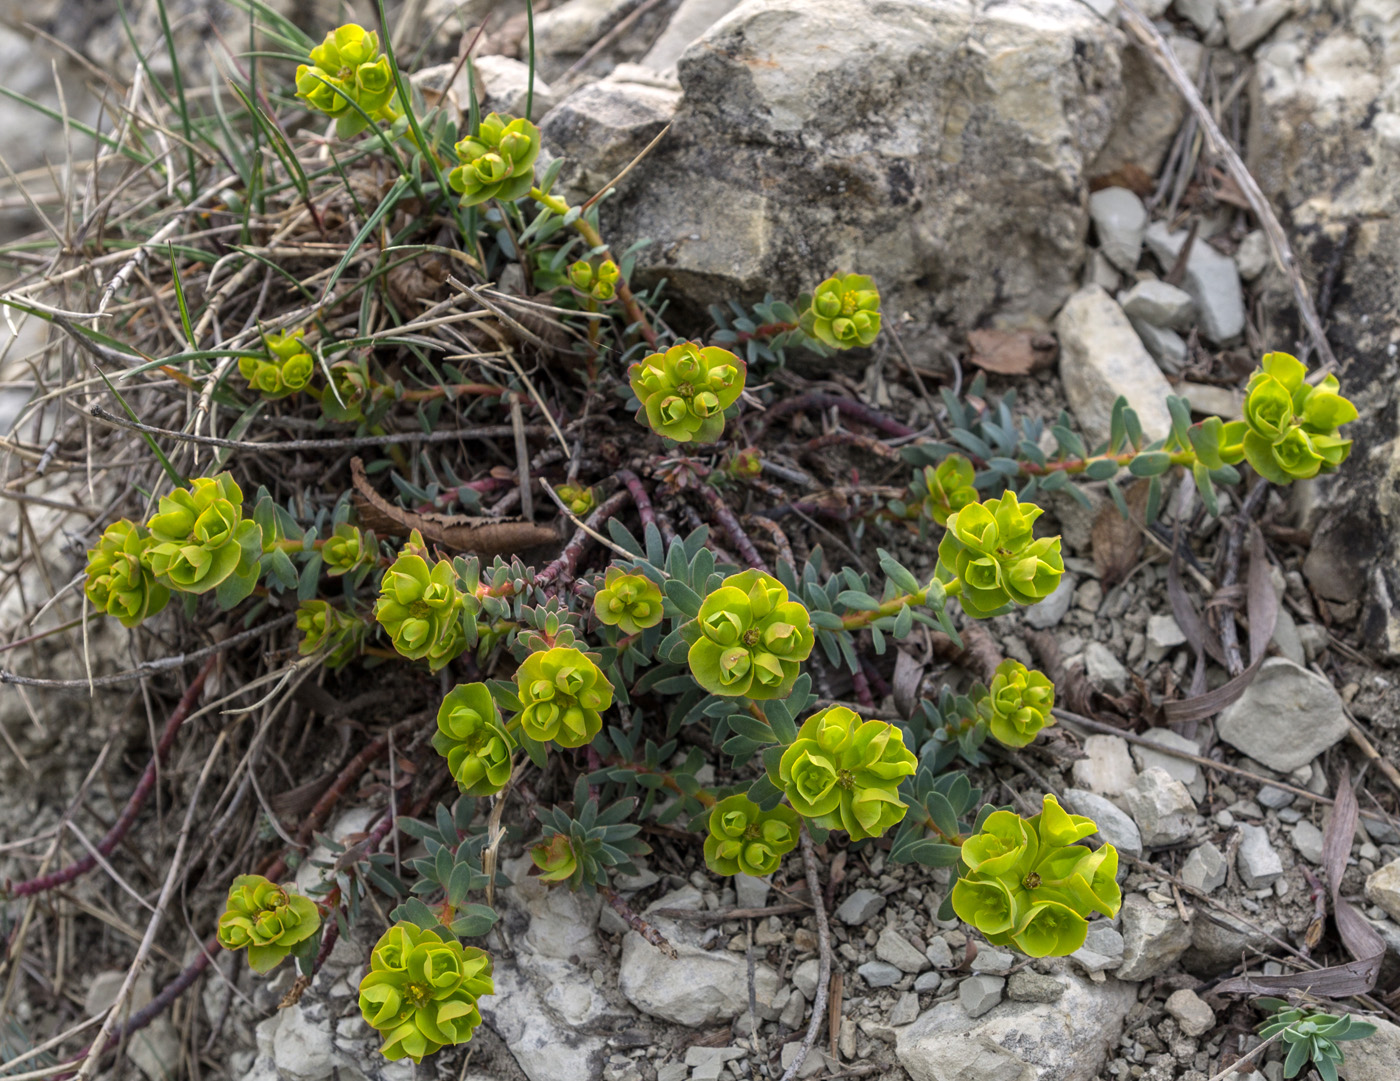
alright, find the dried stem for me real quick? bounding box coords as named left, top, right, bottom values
left=779, top=823, right=832, bottom=1081
left=600, top=885, right=677, bottom=958
left=759, top=392, right=916, bottom=439
left=696, top=484, right=768, bottom=572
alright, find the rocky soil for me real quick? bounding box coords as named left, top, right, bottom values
left=3, top=1, right=1400, bottom=1081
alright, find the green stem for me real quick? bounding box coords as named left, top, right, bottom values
left=840, top=583, right=955, bottom=630
left=1021, top=447, right=1197, bottom=478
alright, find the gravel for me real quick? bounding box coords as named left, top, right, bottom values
left=959, top=974, right=1006, bottom=1019
left=1237, top=824, right=1284, bottom=889
left=834, top=887, right=886, bottom=925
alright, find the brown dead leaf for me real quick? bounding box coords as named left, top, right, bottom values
left=350, top=457, right=558, bottom=556
left=966, top=329, right=1057, bottom=376
left=1091, top=479, right=1150, bottom=586
left=1088, top=163, right=1155, bottom=197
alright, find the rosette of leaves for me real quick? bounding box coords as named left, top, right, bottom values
left=567, top=259, right=619, bottom=302
left=1228, top=352, right=1356, bottom=483
left=950, top=794, right=1120, bottom=957
left=593, top=567, right=664, bottom=636
left=800, top=273, right=881, bottom=349
left=1256, top=999, right=1376, bottom=1081
left=703, top=795, right=800, bottom=876
left=684, top=569, right=814, bottom=700
left=556, top=483, right=595, bottom=516
left=296, top=600, right=366, bottom=668
left=84, top=519, right=169, bottom=627
left=922, top=454, right=979, bottom=526
left=531, top=784, right=651, bottom=889
left=373, top=532, right=472, bottom=671
left=980, top=660, right=1055, bottom=749
left=628, top=342, right=746, bottom=444
left=514, top=646, right=614, bottom=748
left=934, top=491, right=1064, bottom=618
left=433, top=682, right=514, bottom=796
left=448, top=113, right=541, bottom=206
left=323, top=522, right=376, bottom=576
left=322, top=359, right=373, bottom=422
left=777, top=706, right=917, bottom=841
left=145, top=473, right=263, bottom=605
left=295, top=24, right=397, bottom=138
left=216, top=875, right=321, bottom=973
left=729, top=447, right=763, bottom=479
left=358, top=922, right=494, bottom=1063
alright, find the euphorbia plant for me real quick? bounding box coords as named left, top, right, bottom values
left=629, top=342, right=746, bottom=444
left=216, top=875, right=321, bottom=973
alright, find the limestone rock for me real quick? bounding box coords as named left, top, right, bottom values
left=897, top=974, right=1135, bottom=1081
left=1143, top=222, right=1245, bottom=342
left=1089, top=187, right=1147, bottom=272
left=1062, top=788, right=1143, bottom=857
left=1217, top=658, right=1350, bottom=772
left=959, top=974, right=1005, bottom=1019
left=1119, top=279, right=1194, bottom=329
left=1056, top=285, right=1175, bottom=444
left=575, top=0, right=1126, bottom=328
left=1123, top=768, right=1195, bottom=847
left=1237, top=824, right=1284, bottom=889
left=1070, top=734, right=1137, bottom=797
left=1165, top=989, right=1215, bottom=1037
left=1181, top=842, right=1227, bottom=894
left=1365, top=859, right=1400, bottom=923
left=877, top=926, right=932, bottom=974
left=1118, top=895, right=1191, bottom=981
left=1336, top=1016, right=1400, bottom=1081
left=834, top=887, right=886, bottom=925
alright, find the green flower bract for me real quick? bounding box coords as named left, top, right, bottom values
left=686, top=570, right=814, bottom=700
left=145, top=473, right=263, bottom=601
left=531, top=832, right=579, bottom=883
left=982, top=659, right=1055, bottom=749
left=628, top=341, right=746, bottom=444
left=935, top=491, right=1064, bottom=618
left=448, top=112, right=541, bottom=206
left=433, top=682, right=514, bottom=796
left=373, top=532, right=472, bottom=671
left=703, top=795, right=800, bottom=876
left=1230, top=352, right=1357, bottom=483
left=296, top=600, right=364, bottom=669
left=514, top=646, right=613, bottom=748
left=85, top=519, right=169, bottom=627
left=296, top=24, right=396, bottom=137
left=217, top=874, right=320, bottom=973
left=323, top=522, right=374, bottom=576
left=593, top=567, right=664, bottom=635
left=802, top=273, right=881, bottom=349
left=951, top=794, right=1120, bottom=958
left=922, top=454, right=978, bottom=526
left=358, top=922, right=493, bottom=1063
left=777, top=706, right=917, bottom=841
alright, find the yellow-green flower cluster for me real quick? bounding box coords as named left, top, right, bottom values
left=628, top=342, right=746, bottom=444
left=531, top=832, right=578, bottom=883
left=686, top=570, right=814, bottom=700
left=240, top=330, right=315, bottom=399
left=555, top=483, right=595, bottom=517
left=295, top=24, right=396, bottom=137
left=951, top=795, right=1120, bottom=958
left=514, top=646, right=613, bottom=748
left=801, top=273, right=881, bottom=349
left=216, top=875, right=320, bottom=973
left=703, top=795, right=800, bottom=877
left=568, top=259, right=619, bottom=303
left=922, top=454, right=978, bottom=526
left=84, top=520, right=169, bottom=627
left=593, top=567, right=664, bottom=635
left=980, top=660, right=1055, bottom=749
left=145, top=473, right=264, bottom=601
left=358, top=923, right=493, bottom=1063
left=1223, top=352, right=1356, bottom=483
left=323, top=522, right=375, bottom=576
left=448, top=113, right=541, bottom=206
left=935, top=491, right=1063, bottom=618
left=434, top=682, right=514, bottom=796
left=373, top=531, right=472, bottom=671
left=296, top=600, right=365, bottom=668
left=777, top=706, right=917, bottom=841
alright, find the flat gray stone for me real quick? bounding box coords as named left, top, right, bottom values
left=959, top=974, right=1005, bottom=1019
left=1257, top=784, right=1295, bottom=810
left=1070, top=734, right=1137, bottom=798
left=971, top=948, right=1013, bottom=975
left=1118, top=895, right=1191, bottom=981
left=792, top=958, right=821, bottom=1000
left=1147, top=613, right=1187, bottom=651
left=877, top=926, right=931, bottom=974
left=890, top=991, right=921, bottom=1027
left=914, top=970, right=943, bottom=993
left=1225, top=0, right=1290, bottom=52
left=1131, top=319, right=1189, bottom=373
left=858, top=960, right=904, bottom=988
left=834, top=887, right=886, bottom=925
left=1063, top=788, right=1143, bottom=857
left=1144, top=221, right=1245, bottom=342
left=1180, top=842, right=1227, bottom=894
left=1090, top=187, right=1148, bottom=272
left=1292, top=820, right=1325, bottom=865
left=1119, top=279, right=1194, bottom=329
left=1235, top=230, right=1269, bottom=281
left=1237, top=824, right=1284, bottom=889
left=1165, top=988, right=1215, bottom=1037
left=734, top=873, right=771, bottom=909
left=925, top=936, right=954, bottom=969
left=1085, top=641, right=1130, bottom=695
left=1056, top=285, right=1175, bottom=445
left=1217, top=658, right=1351, bottom=772
left=1025, top=575, right=1077, bottom=629
left=1123, top=768, right=1195, bottom=847
left=1006, top=970, right=1066, bottom=1003
left=1131, top=728, right=1204, bottom=802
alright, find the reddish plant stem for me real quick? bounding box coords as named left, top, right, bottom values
left=696, top=484, right=768, bottom=572
left=759, top=393, right=916, bottom=439
left=860, top=656, right=892, bottom=700
left=801, top=430, right=901, bottom=461
left=535, top=488, right=632, bottom=591
left=600, top=885, right=677, bottom=958
left=8, top=658, right=215, bottom=898
left=293, top=733, right=393, bottom=850
left=746, top=514, right=794, bottom=570
left=850, top=666, right=876, bottom=710
left=614, top=469, right=660, bottom=534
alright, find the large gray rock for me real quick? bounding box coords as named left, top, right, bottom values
left=896, top=974, right=1135, bottom=1081
left=1122, top=768, right=1195, bottom=847
left=542, top=76, right=681, bottom=199
left=1056, top=285, right=1175, bottom=444
left=1338, top=1015, right=1400, bottom=1081
left=1117, top=895, right=1191, bottom=981
left=564, top=0, right=1126, bottom=327
left=1216, top=658, right=1350, bottom=772
left=618, top=887, right=780, bottom=1025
